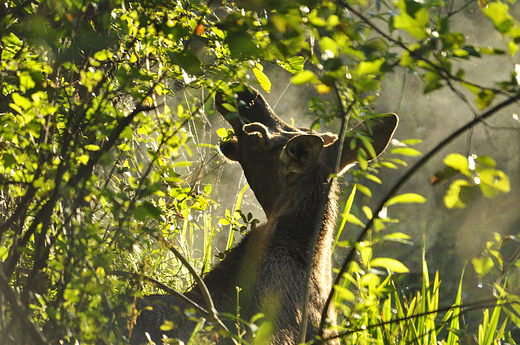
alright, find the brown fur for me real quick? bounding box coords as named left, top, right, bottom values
left=131, top=85, right=398, bottom=344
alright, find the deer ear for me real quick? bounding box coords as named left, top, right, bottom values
left=220, top=139, right=239, bottom=161
left=281, top=135, right=324, bottom=174
left=338, top=114, right=398, bottom=174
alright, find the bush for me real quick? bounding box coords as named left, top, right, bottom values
left=0, top=0, right=519, bottom=343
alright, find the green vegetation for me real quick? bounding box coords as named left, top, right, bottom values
left=0, top=0, right=519, bottom=343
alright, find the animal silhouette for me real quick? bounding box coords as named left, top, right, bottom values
left=131, top=84, right=398, bottom=344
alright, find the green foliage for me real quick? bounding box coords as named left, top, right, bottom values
left=0, top=0, right=518, bottom=343
left=435, top=153, right=510, bottom=209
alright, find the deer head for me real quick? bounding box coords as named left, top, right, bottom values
left=215, top=84, right=398, bottom=219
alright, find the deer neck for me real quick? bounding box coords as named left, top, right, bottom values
left=268, top=171, right=339, bottom=256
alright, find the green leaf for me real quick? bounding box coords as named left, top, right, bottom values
left=362, top=205, right=372, bottom=220
left=381, top=232, right=413, bottom=245
left=444, top=153, right=471, bottom=176
left=476, top=89, right=495, bottom=109
left=318, top=36, right=338, bottom=57
left=77, top=155, right=89, bottom=165
left=355, top=183, right=372, bottom=197
left=291, top=70, right=318, bottom=85
left=365, top=174, right=382, bottom=184
left=478, top=168, right=510, bottom=198
left=345, top=214, right=365, bottom=227
left=334, top=285, right=355, bottom=302
left=472, top=256, right=494, bottom=277
left=216, top=127, right=229, bottom=139
left=444, top=179, right=474, bottom=209
left=278, top=56, right=305, bottom=74
left=390, top=147, right=421, bottom=156
left=386, top=193, right=426, bottom=206
left=171, top=161, right=192, bottom=168
left=370, top=257, right=410, bottom=273
left=1, top=32, right=23, bottom=60
left=482, top=2, right=514, bottom=34
left=475, top=155, right=496, bottom=168
left=12, top=93, right=32, bottom=110
left=379, top=161, right=398, bottom=169
left=251, top=63, right=271, bottom=93
left=118, top=143, right=131, bottom=151
left=221, top=103, right=237, bottom=113
left=483, top=303, right=502, bottom=345
left=160, top=320, right=175, bottom=331
left=19, top=71, right=35, bottom=92
left=84, top=144, right=100, bottom=151
left=423, top=71, right=443, bottom=93
left=394, top=0, right=429, bottom=39
left=356, top=58, right=385, bottom=75
left=94, top=50, right=111, bottom=61
left=460, top=83, right=495, bottom=109
left=134, top=201, right=162, bottom=221
left=400, top=139, right=423, bottom=145
left=252, top=321, right=274, bottom=345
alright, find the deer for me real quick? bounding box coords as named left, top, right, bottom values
left=130, top=84, right=398, bottom=345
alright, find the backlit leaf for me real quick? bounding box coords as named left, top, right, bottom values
left=386, top=193, right=426, bottom=206
left=252, top=63, right=271, bottom=93
left=356, top=58, right=385, bottom=75
left=291, top=70, right=318, bottom=85
left=370, top=258, right=410, bottom=273
left=472, top=256, right=494, bottom=277
left=390, top=147, right=421, bottom=156
left=444, top=179, right=474, bottom=209
left=444, top=153, right=471, bottom=176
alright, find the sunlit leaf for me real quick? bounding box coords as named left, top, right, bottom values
left=291, top=70, right=318, bottom=85
left=160, top=320, right=175, bottom=331
left=478, top=168, right=510, bottom=198
left=251, top=63, right=271, bottom=93
left=475, top=155, right=496, bottom=168
left=394, top=0, right=429, bottom=39
left=356, top=58, right=385, bottom=75
left=444, top=153, right=471, bottom=176
left=334, top=285, right=356, bottom=302
left=444, top=179, right=475, bottom=209
left=370, top=257, right=410, bottom=273
left=386, top=193, right=426, bottom=206
left=253, top=320, right=274, bottom=345
left=345, top=214, right=365, bottom=227
left=84, top=144, right=100, bottom=151
left=482, top=2, right=514, bottom=34
left=355, top=183, right=372, bottom=197
left=472, top=256, right=494, bottom=277
left=390, top=147, right=421, bottom=156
